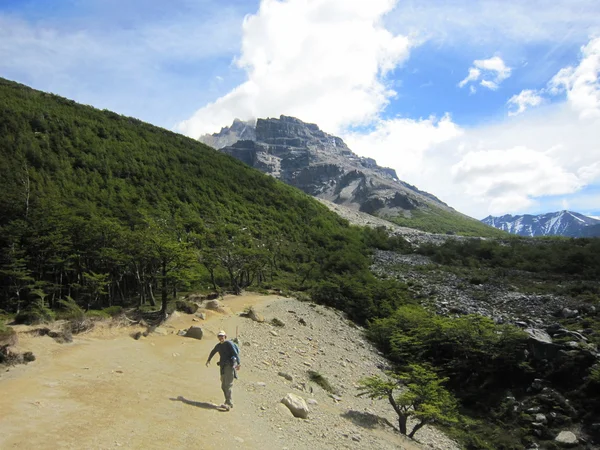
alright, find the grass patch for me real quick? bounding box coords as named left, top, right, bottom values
left=308, top=370, right=338, bottom=394
left=386, top=205, right=509, bottom=237
left=271, top=318, right=285, bottom=327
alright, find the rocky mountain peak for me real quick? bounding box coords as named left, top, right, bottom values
left=200, top=118, right=256, bottom=149
left=199, top=115, right=453, bottom=219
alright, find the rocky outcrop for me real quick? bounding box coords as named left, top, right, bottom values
left=200, top=115, right=455, bottom=219
left=199, top=118, right=256, bottom=149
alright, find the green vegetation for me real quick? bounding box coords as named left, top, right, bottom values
left=0, top=77, right=404, bottom=325
left=308, top=370, right=338, bottom=394
left=358, top=364, right=459, bottom=438
left=387, top=205, right=509, bottom=237
left=417, top=236, right=600, bottom=279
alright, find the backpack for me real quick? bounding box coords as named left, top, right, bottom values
left=226, top=339, right=240, bottom=364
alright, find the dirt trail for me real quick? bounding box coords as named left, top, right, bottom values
left=0, top=294, right=433, bottom=450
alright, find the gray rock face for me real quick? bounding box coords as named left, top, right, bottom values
left=199, top=118, right=256, bottom=150
left=200, top=115, right=452, bottom=218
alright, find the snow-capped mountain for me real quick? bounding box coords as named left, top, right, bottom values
left=481, top=210, right=600, bottom=237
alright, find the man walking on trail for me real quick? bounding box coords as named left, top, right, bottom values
left=206, top=330, right=240, bottom=411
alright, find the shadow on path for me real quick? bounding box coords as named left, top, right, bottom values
left=341, top=409, right=395, bottom=430
left=170, top=395, right=219, bottom=410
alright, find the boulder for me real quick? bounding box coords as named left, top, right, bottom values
left=247, top=307, right=265, bottom=323
left=555, top=430, right=577, bottom=446
left=185, top=326, right=203, bottom=340
left=205, top=300, right=222, bottom=310
left=525, top=328, right=560, bottom=360
left=204, top=300, right=227, bottom=314
left=281, top=393, right=309, bottom=419
left=0, top=327, right=18, bottom=347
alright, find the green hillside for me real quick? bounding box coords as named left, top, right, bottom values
left=387, top=204, right=510, bottom=238
left=0, top=77, right=405, bottom=319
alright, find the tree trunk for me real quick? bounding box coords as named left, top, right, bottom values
left=227, top=267, right=241, bottom=295
left=408, top=420, right=426, bottom=439
left=398, top=415, right=408, bottom=435
left=207, top=267, right=218, bottom=291
left=148, top=281, right=156, bottom=307
left=160, top=260, right=168, bottom=314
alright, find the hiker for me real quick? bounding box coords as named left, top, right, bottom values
left=206, top=330, right=240, bottom=411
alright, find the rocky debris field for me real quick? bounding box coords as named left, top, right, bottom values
left=229, top=296, right=461, bottom=450
left=371, top=250, right=598, bottom=329
left=317, top=199, right=463, bottom=246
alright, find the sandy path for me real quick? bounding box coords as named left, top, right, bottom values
left=0, top=294, right=286, bottom=449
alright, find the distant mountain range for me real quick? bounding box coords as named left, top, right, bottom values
left=482, top=210, right=600, bottom=237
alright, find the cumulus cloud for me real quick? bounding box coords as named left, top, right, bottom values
left=423, top=103, right=600, bottom=217
left=548, top=36, right=600, bottom=118
left=507, top=89, right=544, bottom=115
left=451, top=146, right=582, bottom=214
left=503, top=37, right=600, bottom=117
left=342, top=114, right=463, bottom=179
left=458, top=56, right=511, bottom=91
left=176, top=0, right=410, bottom=137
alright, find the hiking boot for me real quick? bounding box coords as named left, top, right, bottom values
left=218, top=404, right=230, bottom=411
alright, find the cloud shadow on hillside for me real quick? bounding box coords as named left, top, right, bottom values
left=341, top=409, right=395, bottom=430
left=170, top=396, right=219, bottom=410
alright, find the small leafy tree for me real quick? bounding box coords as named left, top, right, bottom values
left=358, top=364, right=459, bottom=438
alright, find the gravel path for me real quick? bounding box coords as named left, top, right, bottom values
left=1, top=293, right=460, bottom=450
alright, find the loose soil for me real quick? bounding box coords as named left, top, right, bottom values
left=0, top=293, right=458, bottom=450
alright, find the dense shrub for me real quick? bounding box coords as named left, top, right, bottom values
left=14, top=301, right=55, bottom=325
left=175, top=300, right=198, bottom=314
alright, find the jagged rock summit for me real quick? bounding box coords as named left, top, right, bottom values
left=482, top=210, right=600, bottom=237
left=199, top=115, right=453, bottom=218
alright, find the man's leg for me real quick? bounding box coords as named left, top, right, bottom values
left=221, top=365, right=235, bottom=408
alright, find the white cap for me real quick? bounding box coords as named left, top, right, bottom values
left=217, top=330, right=226, bottom=337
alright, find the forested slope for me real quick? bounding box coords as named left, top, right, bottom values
left=0, top=77, right=404, bottom=318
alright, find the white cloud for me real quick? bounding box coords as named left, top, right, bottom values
left=507, top=89, right=544, bottom=115
left=451, top=145, right=582, bottom=214
left=176, top=0, right=410, bottom=137
left=548, top=37, right=600, bottom=119
left=480, top=80, right=498, bottom=90
left=402, top=103, right=600, bottom=217
left=387, top=0, right=600, bottom=47
left=458, top=67, right=480, bottom=88
left=0, top=7, right=243, bottom=126
left=459, top=56, right=511, bottom=91
left=578, top=161, right=600, bottom=183
left=342, top=114, right=463, bottom=177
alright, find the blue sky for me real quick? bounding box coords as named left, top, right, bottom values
left=1, top=0, right=599, bottom=219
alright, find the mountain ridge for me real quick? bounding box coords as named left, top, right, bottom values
left=482, top=210, right=600, bottom=237
left=200, top=116, right=504, bottom=237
